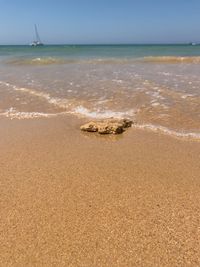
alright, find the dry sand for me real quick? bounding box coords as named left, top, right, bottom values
left=0, top=115, right=200, bottom=266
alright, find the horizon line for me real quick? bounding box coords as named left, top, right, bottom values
left=0, top=42, right=198, bottom=46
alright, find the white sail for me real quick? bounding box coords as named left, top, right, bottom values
left=30, top=24, right=44, bottom=46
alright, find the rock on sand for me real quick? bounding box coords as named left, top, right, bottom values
left=80, top=118, right=133, bottom=134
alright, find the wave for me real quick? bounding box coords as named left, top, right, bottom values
left=0, top=81, right=200, bottom=141
left=0, top=106, right=136, bottom=121
left=14, top=87, right=70, bottom=109
left=142, top=56, right=200, bottom=64
left=0, top=107, right=60, bottom=119
left=0, top=81, right=137, bottom=119
left=71, top=106, right=136, bottom=119
left=6, top=57, right=76, bottom=65
left=133, top=123, right=200, bottom=140
left=0, top=81, right=69, bottom=110
left=10, top=55, right=200, bottom=66
left=5, top=56, right=138, bottom=66
left=1, top=107, right=199, bottom=141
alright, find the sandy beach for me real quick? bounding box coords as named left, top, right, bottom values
left=0, top=115, right=200, bottom=266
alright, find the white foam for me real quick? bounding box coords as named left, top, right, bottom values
left=0, top=80, right=199, bottom=141
left=96, top=99, right=109, bottom=105
left=32, top=57, right=41, bottom=62
left=112, top=79, right=123, bottom=84
left=0, top=81, right=11, bottom=87
left=151, top=101, right=160, bottom=107
left=181, top=94, right=195, bottom=99
left=0, top=81, right=70, bottom=110
left=133, top=123, right=200, bottom=140
left=158, top=72, right=171, bottom=76
left=0, top=107, right=59, bottom=119
left=151, top=91, right=165, bottom=100
left=72, top=106, right=136, bottom=119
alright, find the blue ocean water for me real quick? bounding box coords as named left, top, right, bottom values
left=1, top=44, right=200, bottom=61
left=0, top=45, right=200, bottom=139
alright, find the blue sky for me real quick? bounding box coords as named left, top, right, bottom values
left=0, top=0, right=200, bottom=44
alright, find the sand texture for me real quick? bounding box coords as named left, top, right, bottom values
left=0, top=116, right=200, bottom=266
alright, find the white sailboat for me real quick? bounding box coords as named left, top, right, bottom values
left=30, top=24, right=44, bottom=46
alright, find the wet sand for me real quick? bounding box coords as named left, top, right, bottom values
left=0, top=115, right=200, bottom=266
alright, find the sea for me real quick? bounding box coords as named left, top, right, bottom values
left=0, top=44, right=200, bottom=139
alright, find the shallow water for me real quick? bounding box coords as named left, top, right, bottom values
left=0, top=45, right=200, bottom=139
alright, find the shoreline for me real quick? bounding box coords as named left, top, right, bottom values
left=1, top=112, right=200, bottom=141
left=0, top=115, right=200, bottom=266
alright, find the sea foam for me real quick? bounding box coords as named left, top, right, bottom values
left=72, top=106, right=136, bottom=119
left=142, top=56, right=200, bottom=64
left=0, top=81, right=200, bottom=141
left=0, top=107, right=59, bottom=119
left=133, top=123, right=200, bottom=140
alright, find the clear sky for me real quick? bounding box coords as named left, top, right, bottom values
left=0, top=0, right=200, bottom=44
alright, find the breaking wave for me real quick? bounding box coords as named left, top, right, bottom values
left=8, top=56, right=200, bottom=66
left=6, top=57, right=138, bottom=66
left=6, top=57, right=76, bottom=65
left=142, top=56, right=200, bottom=64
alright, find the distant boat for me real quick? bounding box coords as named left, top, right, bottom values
left=189, top=42, right=198, bottom=46
left=30, top=24, right=44, bottom=46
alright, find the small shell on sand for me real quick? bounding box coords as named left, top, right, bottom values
left=80, top=118, right=133, bottom=134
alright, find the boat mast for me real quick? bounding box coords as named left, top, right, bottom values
left=34, top=24, right=42, bottom=43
